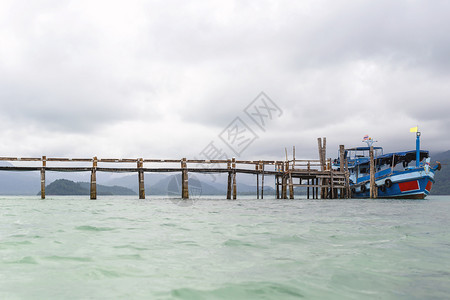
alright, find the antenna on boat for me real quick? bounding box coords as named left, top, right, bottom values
left=362, top=135, right=377, bottom=147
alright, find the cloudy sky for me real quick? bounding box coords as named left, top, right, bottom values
left=1, top=0, right=449, bottom=162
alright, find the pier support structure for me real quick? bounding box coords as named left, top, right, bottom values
left=232, top=157, right=237, bottom=200
left=227, top=159, right=232, bottom=200
left=90, top=157, right=97, bottom=200
left=138, top=158, right=145, bottom=199
left=40, top=156, right=46, bottom=199
left=181, top=158, right=189, bottom=199
left=0, top=136, right=352, bottom=201
left=91, top=156, right=97, bottom=200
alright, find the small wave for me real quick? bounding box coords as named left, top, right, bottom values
left=85, top=268, right=123, bottom=279
left=171, top=281, right=304, bottom=299
left=173, top=240, right=199, bottom=247
left=113, top=245, right=149, bottom=251
left=44, top=255, right=92, bottom=262
left=223, top=239, right=267, bottom=249
left=270, top=235, right=308, bottom=244
left=8, top=256, right=38, bottom=264
left=75, top=225, right=115, bottom=231
left=117, top=254, right=143, bottom=260
left=0, top=240, right=32, bottom=247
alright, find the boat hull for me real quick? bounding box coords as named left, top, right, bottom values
left=351, top=169, right=435, bottom=199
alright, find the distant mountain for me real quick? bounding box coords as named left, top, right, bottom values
left=431, top=150, right=450, bottom=195
left=147, top=174, right=223, bottom=196
left=144, top=174, right=276, bottom=196
left=0, top=161, right=40, bottom=195
left=105, top=173, right=169, bottom=193
left=37, top=179, right=136, bottom=196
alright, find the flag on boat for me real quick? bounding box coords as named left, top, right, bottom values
left=410, top=126, right=418, bottom=133
left=363, top=134, right=369, bottom=141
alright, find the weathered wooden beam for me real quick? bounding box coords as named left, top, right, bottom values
left=330, top=171, right=335, bottom=199
left=256, top=164, right=259, bottom=199
left=261, top=161, right=265, bottom=200
left=232, top=157, right=237, bottom=200
left=307, top=179, right=310, bottom=199
left=181, top=158, right=189, bottom=199
left=288, top=162, right=294, bottom=199
left=338, top=145, right=345, bottom=199
left=47, top=158, right=92, bottom=162
left=40, top=156, right=46, bottom=199
left=281, top=162, right=287, bottom=199
left=276, top=174, right=280, bottom=199
left=227, top=159, right=232, bottom=200
left=138, top=158, right=145, bottom=199
left=90, top=157, right=97, bottom=200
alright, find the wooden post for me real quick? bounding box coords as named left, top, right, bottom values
left=227, top=159, right=232, bottom=200
left=281, top=163, right=287, bottom=199
left=261, top=161, right=265, bottom=200
left=293, top=146, right=296, bottom=168
left=312, top=178, right=315, bottom=199
left=345, top=159, right=351, bottom=198
left=256, top=164, right=259, bottom=199
left=40, top=156, right=46, bottom=199
left=338, top=145, right=345, bottom=198
left=317, top=138, right=324, bottom=171
left=318, top=137, right=327, bottom=198
left=276, top=174, right=280, bottom=199
left=232, top=157, right=237, bottom=200
left=138, top=158, right=145, bottom=199
left=288, top=162, right=294, bottom=199
left=321, top=177, right=328, bottom=199
left=316, top=178, right=319, bottom=199
left=330, top=171, right=335, bottom=199
left=90, top=156, right=97, bottom=200
left=307, top=179, right=310, bottom=199
left=181, top=158, right=189, bottom=199
left=369, top=146, right=376, bottom=198
left=339, top=145, right=345, bottom=171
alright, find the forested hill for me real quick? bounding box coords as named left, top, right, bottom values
left=37, top=179, right=136, bottom=196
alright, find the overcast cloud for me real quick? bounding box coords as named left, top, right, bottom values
left=1, top=0, right=449, bottom=161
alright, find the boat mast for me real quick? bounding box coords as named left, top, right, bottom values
left=416, top=131, right=421, bottom=167
left=410, top=126, right=421, bottom=167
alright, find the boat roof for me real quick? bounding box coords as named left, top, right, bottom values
left=379, top=150, right=429, bottom=159
left=336, top=149, right=430, bottom=167
left=346, top=147, right=383, bottom=151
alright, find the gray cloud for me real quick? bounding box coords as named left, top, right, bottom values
left=0, top=0, right=449, bottom=159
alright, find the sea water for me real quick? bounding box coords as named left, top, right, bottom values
left=0, top=195, right=449, bottom=299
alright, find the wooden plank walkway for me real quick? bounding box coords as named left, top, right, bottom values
left=0, top=138, right=352, bottom=200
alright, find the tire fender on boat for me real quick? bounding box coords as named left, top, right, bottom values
left=361, top=185, right=366, bottom=193
left=385, top=179, right=392, bottom=188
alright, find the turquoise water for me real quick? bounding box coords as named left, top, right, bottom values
left=1, top=196, right=449, bottom=299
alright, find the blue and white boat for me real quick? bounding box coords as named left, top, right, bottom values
left=334, top=131, right=441, bottom=199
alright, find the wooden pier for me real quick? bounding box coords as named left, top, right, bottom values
left=0, top=138, right=352, bottom=200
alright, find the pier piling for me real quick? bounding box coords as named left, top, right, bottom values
left=227, top=159, right=232, bottom=200
left=138, top=158, right=145, bottom=199
left=232, top=157, right=237, bottom=200
left=181, top=158, right=189, bottom=199
left=40, top=156, right=46, bottom=199
left=90, top=157, right=97, bottom=200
